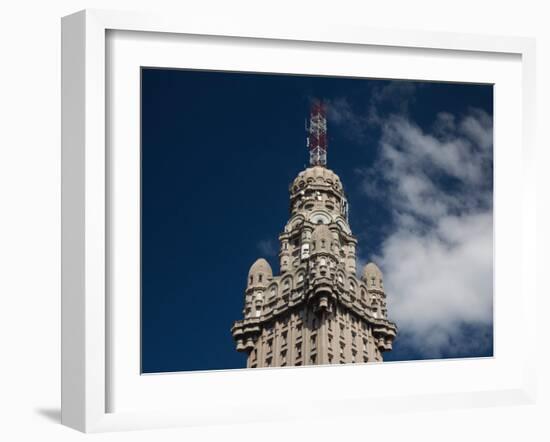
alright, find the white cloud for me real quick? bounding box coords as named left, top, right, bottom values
left=327, top=97, right=370, bottom=141
left=365, top=109, right=493, bottom=358
left=377, top=212, right=493, bottom=358
left=327, top=82, right=419, bottom=141
left=257, top=239, right=277, bottom=257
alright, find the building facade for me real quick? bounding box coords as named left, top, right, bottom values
left=231, top=103, right=397, bottom=368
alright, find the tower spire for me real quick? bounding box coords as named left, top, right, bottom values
left=307, top=99, right=328, bottom=167
left=232, top=101, right=397, bottom=368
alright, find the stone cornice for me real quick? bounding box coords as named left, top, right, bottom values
left=232, top=279, right=397, bottom=352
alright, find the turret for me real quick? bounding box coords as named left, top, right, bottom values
left=362, top=262, right=383, bottom=290
left=362, top=262, right=388, bottom=319
left=244, top=258, right=272, bottom=318
left=247, top=258, right=272, bottom=289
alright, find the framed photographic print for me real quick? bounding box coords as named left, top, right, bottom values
left=61, top=9, right=537, bottom=433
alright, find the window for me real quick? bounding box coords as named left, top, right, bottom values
left=328, top=355, right=333, bottom=364
left=312, top=318, right=317, bottom=329
left=310, top=335, right=316, bottom=349
left=266, top=357, right=272, bottom=367
left=363, top=338, right=368, bottom=351
left=280, top=349, right=287, bottom=361
left=281, top=332, right=288, bottom=346
left=295, top=343, right=302, bottom=359
left=301, top=244, right=310, bottom=259
left=352, top=351, right=357, bottom=363
left=310, top=354, right=317, bottom=364
left=352, top=332, right=356, bottom=345
left=267, top=339, right=273, bottom=353
left=297, top=273, right=304, bottom=283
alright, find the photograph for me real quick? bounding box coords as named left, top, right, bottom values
left=140, top=68, right=494, bottom=373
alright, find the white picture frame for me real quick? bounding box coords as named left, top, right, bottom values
left=61, top=9, right=537, bottom=433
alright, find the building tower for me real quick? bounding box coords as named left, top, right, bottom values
left=231, top=100, right=397, bottom=368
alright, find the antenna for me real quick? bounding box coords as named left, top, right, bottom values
left=307, top=99, right=328, bottom=167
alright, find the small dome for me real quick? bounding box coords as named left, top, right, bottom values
left=291, top=166, right=343, bottom=192
left=362, top=262, right=383, bottom=289
left=247, top=258, right=273, bottom=287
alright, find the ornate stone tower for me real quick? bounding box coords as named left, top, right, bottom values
left=231, top=101, right=397, bottom=368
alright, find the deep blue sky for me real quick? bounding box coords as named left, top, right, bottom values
left=141, top=68, right=493, bottom=373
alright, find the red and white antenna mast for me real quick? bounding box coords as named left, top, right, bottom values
left=306, top=99, right=328, bottom=167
